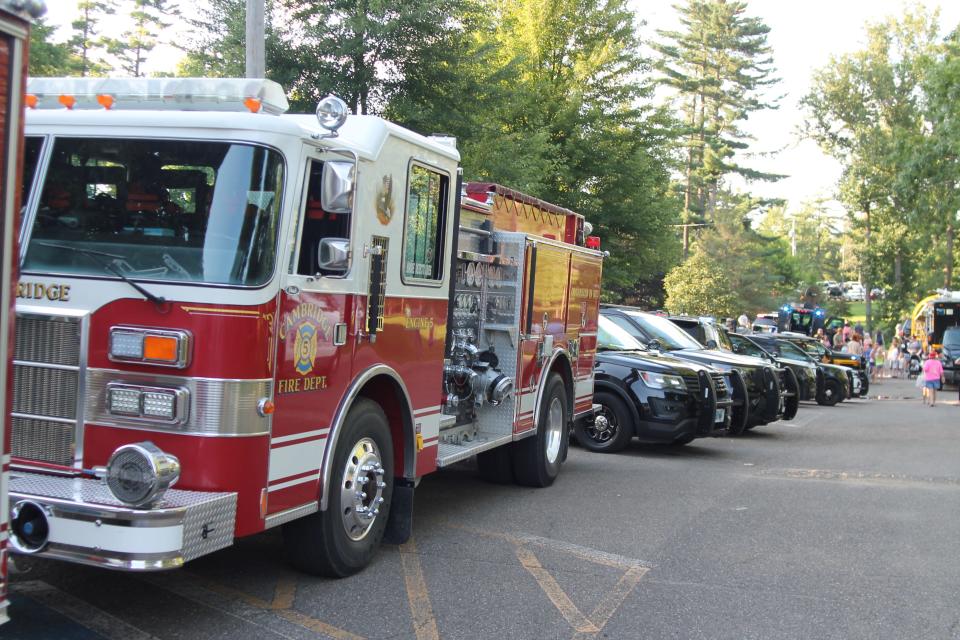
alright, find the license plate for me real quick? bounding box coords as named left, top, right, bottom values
left=715, top=408, right=726, bottom=423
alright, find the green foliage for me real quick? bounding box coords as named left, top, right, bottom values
left=664, top=249, right=738, bottom=317
left=68, top=0, right=118, bottom=76
left=28, top=17, right=75, bottom=76
left=178, top=0, right=300, bottom=89
left=690, top=190, right=798, bottom=314
left=653, top=0, right=781, bottom=222
left=804, top=8, right=949, bottom=329
left=108, top=0, right=176, bottom=77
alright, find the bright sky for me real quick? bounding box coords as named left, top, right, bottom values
left=49, top=1, right=960, bottom=216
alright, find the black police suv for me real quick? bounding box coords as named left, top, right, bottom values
left=600, top=307, right=795, bottom=434
left=577, top=316, right=732, bottom=452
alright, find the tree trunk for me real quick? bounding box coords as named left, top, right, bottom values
left=864, top=203, right=871, bottom=333
left=894, top=249, right=902, bottom=289
left=945, top=223, right=954, bottom=288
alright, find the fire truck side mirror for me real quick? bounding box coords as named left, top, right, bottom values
left=321, top=161, right=355, bottom=214
left=318, top=238, right=350, bottom=273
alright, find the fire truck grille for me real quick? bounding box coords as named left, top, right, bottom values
left=10, top=417, right=75, bottom=466
left=15, top=314, right=81, bottom=365
left=13, top=365, right=79, bottom=418
left=12, top=314, right=82, bottom=467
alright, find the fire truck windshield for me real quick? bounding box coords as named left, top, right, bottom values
left=22, top=137, right=284, bottom=287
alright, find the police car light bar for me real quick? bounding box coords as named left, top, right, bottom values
left=25, top=77, right=290, bottom=115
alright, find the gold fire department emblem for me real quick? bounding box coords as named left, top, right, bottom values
left=294, top=323, right=318, bottom=375
left=376, top=174, right=394, bottom=225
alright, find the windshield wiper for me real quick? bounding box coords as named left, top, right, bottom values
left=32, top=241, right=167, bottom=308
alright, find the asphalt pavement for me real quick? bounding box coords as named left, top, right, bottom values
left=4, top=375, right=960, bottom=640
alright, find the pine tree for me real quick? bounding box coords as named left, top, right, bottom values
left=110, top=0, right=176, bottom=77
left=654, top=0, right=780, bottom=225
left=29, top=17, right=75, bottom=76
left=68, top=0, right=118, bottom=76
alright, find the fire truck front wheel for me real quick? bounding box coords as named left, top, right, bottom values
left=283, top=399, right=394, bottom=577
left=513, top=375, right=568, bottom=487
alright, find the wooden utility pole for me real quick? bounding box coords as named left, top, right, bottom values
left=245, top=0, right=265, bottom=78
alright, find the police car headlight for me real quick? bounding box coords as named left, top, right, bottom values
left=639, top=371, right=686, bottom=390
left=106, top=442, right=180, bottom=508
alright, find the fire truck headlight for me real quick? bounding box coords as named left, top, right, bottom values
left=316, top=94, right=349, bottom=132
left=107, top=383, right=189, bottom=423
left=110, top=330, right=144, bottom=359
left=106, top=442, right=180, bottom=508
left=142, top=390, right=178, bottom=419
left=109, top=326, right=191, bottom=368
left=109, top=387, right=142, bottom=416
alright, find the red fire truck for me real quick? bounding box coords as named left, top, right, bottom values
left=0, top=0, right=45, bottom=622
left=8, top=78, right=603, bottom=577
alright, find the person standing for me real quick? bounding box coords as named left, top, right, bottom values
left=887, top=338, right=901, bottom=378
left=842, top=322, right=852, bottom=342
left=922, top=349, right=945, bottom=406
left=874, top=329, right=884, bottom=348
left=847, top=333, right=863, bottom=356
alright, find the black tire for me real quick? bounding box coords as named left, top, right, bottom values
left=859, top=372, right=869, bottom=396
left=818, top=379, right=842, bottom=407
left=728, top=369, right=749, bottom=436
left=283, top=399, right=394, bottom=577
left=477, top=445, right=515, bottom=484
left=782, top=368, right=800, bottom=420
left=513, top=375, right=568, bottom=487
left=573, top=391, right=633, bottom=453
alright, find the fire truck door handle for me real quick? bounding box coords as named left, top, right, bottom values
left=333, top=323, right=347, bottom=346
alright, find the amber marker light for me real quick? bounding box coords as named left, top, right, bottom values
left=58, top=94, right=76, bottom=109
left=243, top=97, right=262, bottom=113
left=257, top=399, right=275, bottom=417
left=25, top=94, right=37, bottom=109
left=97, top=94, right=115, bottom=109
left=143, top=335, right=179, bottom=363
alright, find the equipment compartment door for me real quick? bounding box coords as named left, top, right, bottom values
left=516, top=242, right=571, bottom=434
left=566, top=252, right=602, bottom=415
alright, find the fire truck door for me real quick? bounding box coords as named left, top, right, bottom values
left=566, top=253, right=602, bottom=413
left=517, top=242, right=571, bottom=433
left=268, top=158, right=356, bottom=516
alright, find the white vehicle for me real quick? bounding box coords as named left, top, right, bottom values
left=843, top=282, right=865, bottom=301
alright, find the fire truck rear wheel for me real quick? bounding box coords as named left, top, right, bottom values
left=282, top=398, right=394, bottom=578
left=512, top=375, right=567, bottom=487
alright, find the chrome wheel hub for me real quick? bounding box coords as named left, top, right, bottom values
left=588, top=409, right=616, bottom=443
left=339, top=437, right=386, bottom=541
left=545, top=397, right=564, bottom=463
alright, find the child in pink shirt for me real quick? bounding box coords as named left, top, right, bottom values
left=922, top=350, right=945, bottom=406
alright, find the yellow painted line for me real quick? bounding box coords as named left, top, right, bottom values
left=515, top=546, right=598, bottom=634
left=271, top=576, right=298, bottom=610
left=147, top=572, right=363, bottom=640
left=275, top=609, right=366, bottom=640
left=180, top=306, right=261, bottom=316
left=571, top=565, right=649, bottom=640
left=399, top=539, right=440, bottom=640
left=12, top=581, right=160, bottom=640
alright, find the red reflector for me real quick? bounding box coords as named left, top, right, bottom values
left=586, top=236, right=601, bottom=249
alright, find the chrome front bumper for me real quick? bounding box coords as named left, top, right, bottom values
left=8, top=472, right=237, bottom=571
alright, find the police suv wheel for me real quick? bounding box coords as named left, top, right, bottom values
left=283, top=398, right=394, bottom=577
left=818, top=379, right=842, bottom=407
left=574, top=391, right=632, bottom=453
left=513, top=375, right=567, bottom=487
